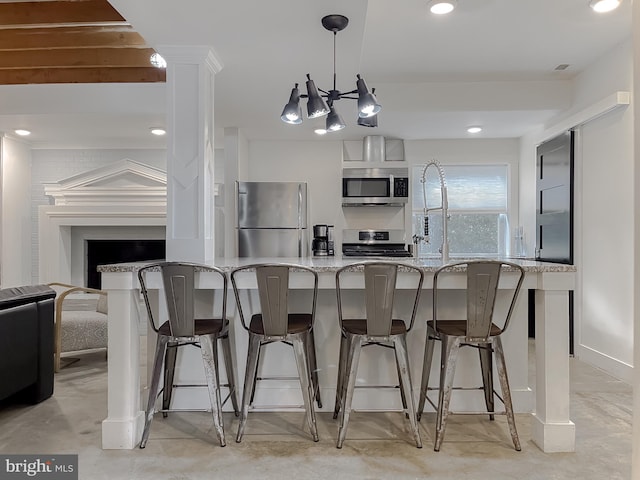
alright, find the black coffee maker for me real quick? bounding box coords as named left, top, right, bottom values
left=312, top=224, right=334, bottom=256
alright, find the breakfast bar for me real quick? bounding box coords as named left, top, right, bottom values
left=99, top=257, right=575, bottom=453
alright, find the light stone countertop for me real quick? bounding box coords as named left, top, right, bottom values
left=97, top=256, right=576, bottom=274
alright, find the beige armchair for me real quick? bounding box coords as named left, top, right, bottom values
left=48, top=283, right=108, bottom=372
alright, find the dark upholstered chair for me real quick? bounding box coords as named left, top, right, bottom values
left=0, top=285, right=56, bottom=404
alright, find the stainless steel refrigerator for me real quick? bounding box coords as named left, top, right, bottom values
left=236, top=181, right=308, bottom=257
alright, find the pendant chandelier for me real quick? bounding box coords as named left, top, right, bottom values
left=280, top=14, right=381, bottom=135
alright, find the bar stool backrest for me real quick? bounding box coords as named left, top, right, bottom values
left=256, top=265, right=290, bottom=337
left=466, top=262, right=501, bottom=342
left=161, top=263, right=196, bottom=337
left=364, top=263, right=398, bottom=336
left=433, top=260, right=525, bottom=342
left=231, top=263, right=319, bottom=337
left=138, top=262, right=227, bottom=338
left=336, top=262, right=424, bottom=336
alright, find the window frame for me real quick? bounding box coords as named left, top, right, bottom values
left=411, top=162, right=514, bottom=257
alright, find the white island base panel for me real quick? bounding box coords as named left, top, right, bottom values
left=99, top=257, right=575, bottom=453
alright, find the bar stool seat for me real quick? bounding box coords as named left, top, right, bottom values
left=426, top=320, right=503, bottom=338
left=157, top=318, right=226, bottom=336
left=341, top=319, right=408, bottom=336
left=248, top=313, right=312, bottom=335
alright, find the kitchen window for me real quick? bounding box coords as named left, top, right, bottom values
left=412, top=164, right=509, bottom=257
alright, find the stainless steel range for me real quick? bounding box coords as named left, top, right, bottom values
left=342, top=229, right=412, bottom=257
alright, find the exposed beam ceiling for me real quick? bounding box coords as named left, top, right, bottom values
left=0, top=0, right=630, bottom=148
left=0, top=0, right=165, bottom=85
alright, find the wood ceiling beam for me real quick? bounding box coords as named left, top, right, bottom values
left=0, top=66, right=166, bottom=84
left=0, top=0, right=125, bottom=27
left=0, top=47, right=158, bottom=69
left=0, top=1, right=164, bottom=85
left=0, top=26, right=147, bottom=50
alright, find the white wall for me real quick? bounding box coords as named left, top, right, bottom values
left=1, top=136, right=32, bottom=287
left=244, top=138, right=520, bottom=252
left=247, top=140, right=345, bottom=244
left=574, top=39, right=634, bottom=380
left=519, top=38, right=634, bottom=381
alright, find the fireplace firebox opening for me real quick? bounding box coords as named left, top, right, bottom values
left=86, top=239, right=166, bottom=289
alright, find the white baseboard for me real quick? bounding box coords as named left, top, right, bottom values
left=574, top=344, right=632, bottom=383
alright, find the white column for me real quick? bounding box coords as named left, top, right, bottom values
left=532, top=271, right=576, bottom=452
left=159, top=46, right=223, bottom=263
left=101, top=273, right=143, bottom=449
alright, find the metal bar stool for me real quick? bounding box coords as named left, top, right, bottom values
left=417, top=260, right=525, bottom=451
left=334, top=261, right=424, bottom=449
left=230, top=263, right=320, bottom=443
left=138, top=262, right=239, bottom=448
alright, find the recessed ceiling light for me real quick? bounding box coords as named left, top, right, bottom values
left=427, top=0, right=457, bottom=15
left=150, top=128, right=166, bottom=136
left=14, top=129, right=31, bottom=136
left=314, top=128, right=328, bottom=136
left=589, top=0, right=621, bottom=13
left=150, top=53, right=167, bottom=69
left=467, top=126, right=482, bottom=134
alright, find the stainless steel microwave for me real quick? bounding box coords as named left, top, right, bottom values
left=342, top=167, right=409, bottom=206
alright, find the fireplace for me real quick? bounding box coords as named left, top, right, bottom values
left=39, top=159, right=167, bottom=285
left=86, top=239, right=166, bottom=289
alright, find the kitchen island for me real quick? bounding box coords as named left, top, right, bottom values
left=98, top=257, right=575, bottom=453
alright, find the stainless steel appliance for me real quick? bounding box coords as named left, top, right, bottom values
left=312, top=224, right=334, bottom=256
left=236, top=181, right=308, bottom=257
left=342, top=229, right=412, bottom=257
left=362, top=135, right=386, bottom=162
left=342, top=167, right=409, bottom=206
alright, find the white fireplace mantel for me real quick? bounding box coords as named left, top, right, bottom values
left=38, top=159, right=168, bottom=284
left=43, top=158, right=167, bottom=207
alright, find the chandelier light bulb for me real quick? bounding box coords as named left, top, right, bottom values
left=360, top=105, right=376, bottom=117
left=589, top=0, right=621, bottom=12
left=285, top=112, right=300, bottom=123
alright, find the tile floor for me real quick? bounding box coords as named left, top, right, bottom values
left=0, top=342, right=632, bottom=480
